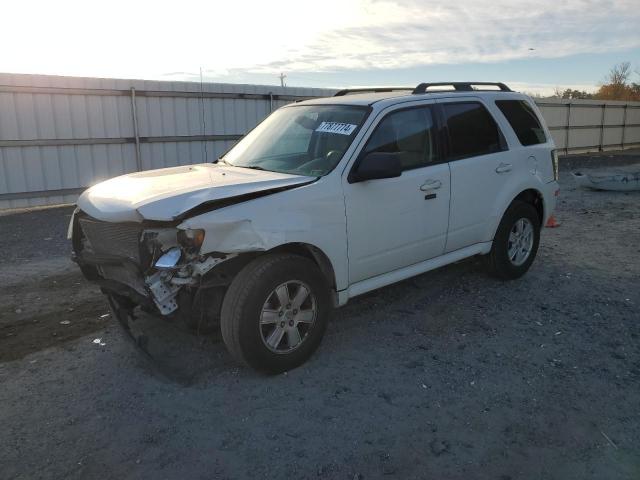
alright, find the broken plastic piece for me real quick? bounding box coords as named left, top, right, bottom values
left=155, top=247, right=181, bottom=269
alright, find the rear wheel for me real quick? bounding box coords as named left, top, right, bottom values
left=487, top=201, right=540, bottom=280
left=220, top=253, right=331, bottom=374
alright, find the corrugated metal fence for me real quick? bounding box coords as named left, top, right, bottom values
left=537, top=99, right=640, bottom=156
left=1, top=73, right=639, bottom=210
left=0, top=73, right=333, bottom=209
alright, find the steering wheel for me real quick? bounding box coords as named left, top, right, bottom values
left=325, top=150, right=343, bottom=164
left=293, top=150, right=345, bottom=175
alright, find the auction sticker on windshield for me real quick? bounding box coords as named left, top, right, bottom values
left=315, top=122, right=357, bottom=135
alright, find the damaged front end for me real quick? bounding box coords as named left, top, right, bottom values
left=70, top=210, right=236, bottom=326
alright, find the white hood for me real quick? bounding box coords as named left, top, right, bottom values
left=77, top=163, right=314, bottom=222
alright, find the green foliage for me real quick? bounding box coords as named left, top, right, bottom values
left=561, top=89, right=593, bottom=99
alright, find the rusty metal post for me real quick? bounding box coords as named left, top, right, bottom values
left=599, top=103, right=606, bottom=152
left=621, top=104, right=628, bottom=149
left=564, top=103, right=571, bottom=155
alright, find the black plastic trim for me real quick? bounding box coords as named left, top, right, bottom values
left=413, top=82, right=511, bottom=94
left=334, top=87, right=414, bottom=97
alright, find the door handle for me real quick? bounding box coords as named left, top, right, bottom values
left=495, top=163, right=512, bottom=174
left=420, top=179, right=442, bottom=191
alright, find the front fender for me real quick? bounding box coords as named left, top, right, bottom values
left=178, top=179, right=349, bottom=290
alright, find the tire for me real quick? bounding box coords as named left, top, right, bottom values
left=487, top=201, right=541, bottom=280
left=220, top=253, right=331, bottom=374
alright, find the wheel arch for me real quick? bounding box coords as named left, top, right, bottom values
left=490, top=187, right=545, bottom=241
left=204, top=242, right=338, bottom=293
left=512, top=188, right=545, bottom=226
left=266, top=242, right=338, bottom=292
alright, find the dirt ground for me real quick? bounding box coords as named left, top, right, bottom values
left=1, top=152, right=639, bottom=479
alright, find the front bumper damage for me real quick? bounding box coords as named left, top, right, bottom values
left=144, top=253, right=228, bottom=314
left=71, top=210, right=235, bottom=317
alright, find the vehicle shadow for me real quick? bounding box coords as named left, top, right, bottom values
left=128, top=255, right=489, bottom=385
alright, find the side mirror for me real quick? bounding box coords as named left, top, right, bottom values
left=351, top=152, right=402, bottom=183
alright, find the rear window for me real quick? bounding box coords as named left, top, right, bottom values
left=495, top=100, right=546, bottom=146
left=442, top=102, right=505, bottom=159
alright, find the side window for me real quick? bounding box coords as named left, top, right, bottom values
left=363, top=107, right=437, bottom=171
left=443, top=102, right=505, bottom=159
left=495, top=99, right=546, bottom=146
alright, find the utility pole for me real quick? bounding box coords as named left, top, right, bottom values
left=279, top=72, right=287, bottom=87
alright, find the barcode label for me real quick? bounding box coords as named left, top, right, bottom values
left=315, top=122, right=357, bottom=135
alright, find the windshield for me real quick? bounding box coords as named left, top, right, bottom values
left=222, top=105, right=369, bottom=176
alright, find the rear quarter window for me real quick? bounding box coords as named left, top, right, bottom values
left=495, top=100, right=547, bottom=146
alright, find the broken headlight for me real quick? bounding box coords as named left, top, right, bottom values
left=177, top=229, right=205, bottom=251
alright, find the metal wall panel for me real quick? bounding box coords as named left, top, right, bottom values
left=1, top=73, right=639, bottom=209
left=0, top=73, right=333, bottom=209
left=626, top=126, right=640, bottom=143
left=603, top=127, right=623, bottom=146
left=537, top=105, right=566, bottom=129
left=537, top=99, right=640, bottom=154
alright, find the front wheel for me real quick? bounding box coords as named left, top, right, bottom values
left=487, top=201, right=541, bottom=280
left=220, top=253, right=331, bottom=374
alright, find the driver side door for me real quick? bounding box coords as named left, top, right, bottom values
left=343, top=104, right=451, bottom=284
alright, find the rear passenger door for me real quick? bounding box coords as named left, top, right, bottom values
left=439, top=99, right=513, bottom=252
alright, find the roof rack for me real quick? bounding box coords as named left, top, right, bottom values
left=412, top=82, right=512, bottom=94
left=334, top=87, right=414, bottom=97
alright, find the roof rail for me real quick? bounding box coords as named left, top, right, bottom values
left=412, top=82, right=512, bottom=94
left=334, top=87, right=414, bottom=97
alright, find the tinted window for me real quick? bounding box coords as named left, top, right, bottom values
left=496, top=100, right=546, bottom=146
left=363, top=107, right=437, bottom=171
left=443, top=102, right=504, bottom=159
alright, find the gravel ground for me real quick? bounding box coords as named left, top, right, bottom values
left=1, top=152, right=639, bottom=479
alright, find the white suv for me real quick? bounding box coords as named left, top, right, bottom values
left=70, top=82, right=560, bottom=373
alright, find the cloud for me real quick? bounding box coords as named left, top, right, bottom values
left=1, top=0, right=637, bottom=84
left=249, top=0, right=640, bottom=73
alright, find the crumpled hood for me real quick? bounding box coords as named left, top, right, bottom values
left=77, top=163, right=314, bottom=222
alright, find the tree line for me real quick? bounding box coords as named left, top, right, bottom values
left=554, top=62, right=640, bottom=100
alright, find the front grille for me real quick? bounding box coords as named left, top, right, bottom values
left=78, top=217, right=142, bottom=262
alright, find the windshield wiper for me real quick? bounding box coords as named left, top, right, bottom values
left=215, top=159, right=267, bottom=172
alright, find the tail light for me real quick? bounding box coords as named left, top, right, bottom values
left=551, top=149, right=559, bottom=181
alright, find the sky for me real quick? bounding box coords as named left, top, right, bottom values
left=2, top=0, right=639, bottom=95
